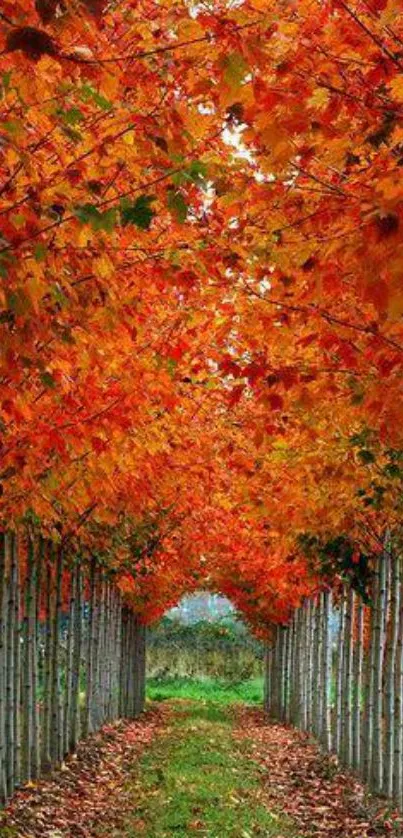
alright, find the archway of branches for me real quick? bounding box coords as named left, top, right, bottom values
left=1, top=0, right=403, bottom=817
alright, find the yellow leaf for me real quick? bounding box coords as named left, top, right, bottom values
left=123, top=131, right=135, bottom=146
left=77, top=227, right=92, bottom=247
left=95, top=256, right=113, bottom=278
left=388, top=292, right=403, bottom=319
left=308, top=87, right=330, bottom=110
left=389, top=76, right=403, bottom=102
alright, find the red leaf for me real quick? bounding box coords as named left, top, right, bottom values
left=268, top=394, right=283, bottom=411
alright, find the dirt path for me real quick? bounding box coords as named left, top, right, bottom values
left=1, top=702, right=402, bottom=837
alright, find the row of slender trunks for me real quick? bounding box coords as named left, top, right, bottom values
left=264, top=546, right=403, bottom=809
left=0, top=532, right=146, bottom=804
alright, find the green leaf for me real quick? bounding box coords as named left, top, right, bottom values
left=74, top=203, right=98, bottom=224
left=11, top=213, right=26, bottom=229
left=357, top=449, right=375, bottom=465
left=59, top=327, right=75, bottom=345
left=40, top=371, right=56, bottom=389
left=61, top=126, right=83, bottom=143
left=2, top=72, right=11, bottom=91
left=384, top=463, right=402, bottom=479
left=120, top=195, right=156, bottom=230
left=188, top=159, right=207, bottom=183
left=6, top=288, right=32, bottom=315
left=166, top=358, right=177, bottom=378
left=51, top=285, right=68, bottom=308
left=1, top=72, right=11, bottom=99
left=1, top=120, right=23, bottom=136
left=74, top=203, right=117, bottom=232
left=58, top=106, right=85, bottom=126
left=167, top=190, right=188, bottom=223
left=79, top=84, right=112, bottom=112
left=34, top=243, right=47, bottom=262
left=0, top=250, right=13, bottom=279
left=172, top=160, right=207, bottom=187
left=222, top=52, right=249, bottom=88
left=351, top=392, right=364, bottom=405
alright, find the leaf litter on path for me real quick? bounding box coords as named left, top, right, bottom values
left=0, top=705, right=168, bottom=838
left=2, top=701, right=403, bottom=837
left=235, top=707, right=403, bottom=838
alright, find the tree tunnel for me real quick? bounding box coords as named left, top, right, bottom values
left=1, top=0, right=403, bottom=823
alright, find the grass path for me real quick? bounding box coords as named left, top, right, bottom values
left=146, top=675, right=263, bottom=705
left=109, top=701, right=299, bottom=838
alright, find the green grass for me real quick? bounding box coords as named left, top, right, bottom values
left=110, top=700, right=299, bottom=837
left=146, top=675, right=263, bottom=705
left=0, top=827, right=19, bottom=837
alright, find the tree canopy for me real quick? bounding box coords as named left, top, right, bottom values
left=1, top=0, right=402, bottom=630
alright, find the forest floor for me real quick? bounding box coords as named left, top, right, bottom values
left=1, top=694, right=403, bottom=838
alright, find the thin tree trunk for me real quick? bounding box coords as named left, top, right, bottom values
left=0, top=532, right=8, bottom=802
left=84, top=559, right=96, bottom=736
left=284, top=626, right=291, bottom=723
left=290, top=613, right=297, bottom=726
left=92, top=573, right=101, bottom=730
left=50, top=546, right=63, bottom=766
left=278, top=623, right=284, bottom=721
left=335, top=591, right=346, bottom=756
left=318, top=595, right=325, bottom=742
left=300, top=605, right=308, bottom=731
left=372, top=550, right=387, bottom=792
left=385, top=551, right=399, bottom=797
left=306, top=600, right=314, bottom=734
left=94, top=578, right=103, bottom=729
left=343, top=588, right=354, bottom=767
left=127, top=613, right=135, bottom=719
left=113, top=592, right=122, bottom=720
left=119, top=607, right=128, bottom=718
left=353, top=597, right=364, bottom=774
left=312, top=599, right=321, bottom=738
left=64, top=567, right=75, bottom=757
left=6, top=534, right=16, bottom=797
left=99, top=579, right=108, bottom=726
left=103, top=583, right=111, bottom=722
left=289, top=612, right=297, bottom=724
left=394, top=554, right=403, bottom=806
left=263, top=642, right=270, bottom=713
left=32, top=536, right=42, bottom=780
left=322, top=590, right=332, bottom=752
left=42, top=551, right=53, bottom=772
left=22, top=535, right=35, bottom=783
left=279, top=624, right=285, bottom=719
left=363, top=569, right=378, bottom=783
left=13, top=534, right=21, bottom=789
left=138, top=622, right=146, bottom=715
left=70, top=564, right=82, bottom=750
